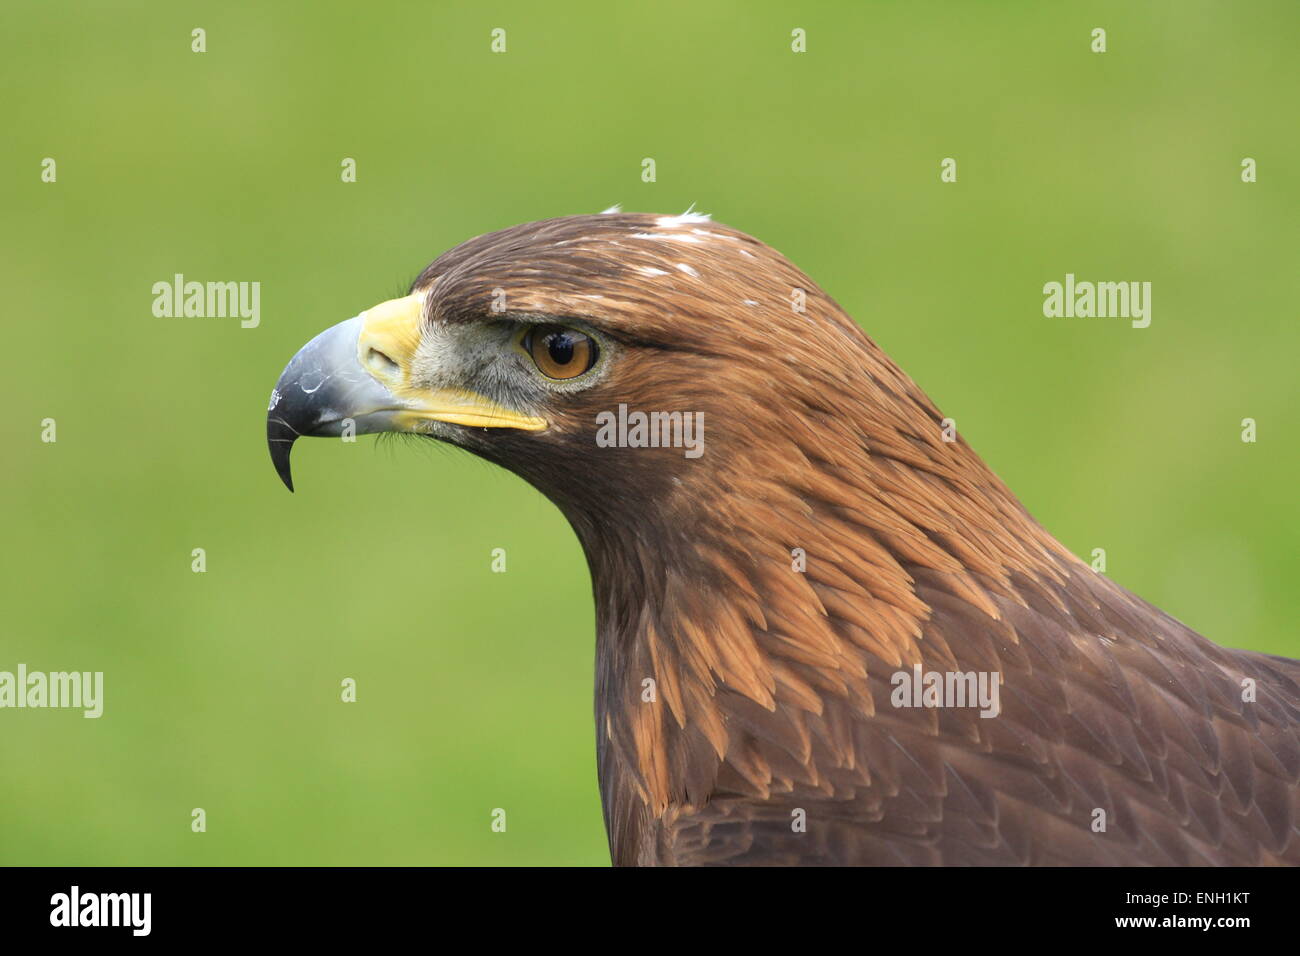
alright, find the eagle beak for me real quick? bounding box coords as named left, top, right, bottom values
left=266, top=293, right=547, bottom=491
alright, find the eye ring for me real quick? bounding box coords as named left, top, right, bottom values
left=522, top=324, right=599, bottom=380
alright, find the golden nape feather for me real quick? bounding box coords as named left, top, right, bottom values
left=268, top=213, right=1300, bottom=866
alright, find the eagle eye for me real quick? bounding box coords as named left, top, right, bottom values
left=523, top=324, right=598, bottom=380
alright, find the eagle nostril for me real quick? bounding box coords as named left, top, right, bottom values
left=365, top=347, right=399, bottom=378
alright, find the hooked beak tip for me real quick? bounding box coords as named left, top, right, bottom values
left=267, top=416, right=298, bottom=493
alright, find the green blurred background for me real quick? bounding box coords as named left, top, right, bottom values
left=2, top=1, right=1296, bottom=865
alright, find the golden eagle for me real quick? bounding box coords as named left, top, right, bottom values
left=267, top=213, right=1299, bottom=866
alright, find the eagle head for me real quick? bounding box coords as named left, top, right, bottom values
left=267, top=211, right=922, bottom=545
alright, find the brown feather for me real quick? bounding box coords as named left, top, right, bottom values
left=411, top=213, right=1300, bottom=865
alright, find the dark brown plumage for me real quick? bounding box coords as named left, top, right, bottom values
left=268, top=212, right=1300, bottom=865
